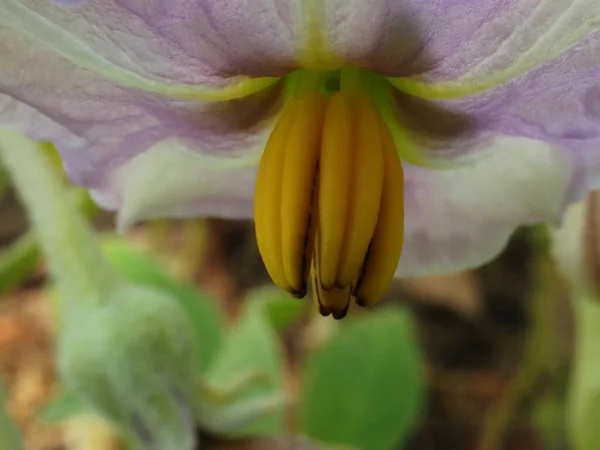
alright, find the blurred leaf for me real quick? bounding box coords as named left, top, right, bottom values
left=101, top=238, right=225, bottom=372
left=38, top=389, right=89, bottom=424
left=0, top=165, right=9, bottom=197
left=0, top=379, right=22, bottom=450
left=214, top=436, right=352, bottom=450
left=0, top=233, right=40, bottom=296
left=200, top=393, right=287, bottom=437
left=534, top=393, right=568, bottom=450
left=300, top=308, right=426, bottom=450
left=248, top=287, right=307, bottom=332
left=204, top=297, right=285, bottom=436
left=568, top=296, right=600, bottom=450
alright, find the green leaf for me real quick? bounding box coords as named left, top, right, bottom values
left=248, top=287, right=307, bottom=332
left=101, top=238, right=224, bottom=372
left=0, top=233, right=40, bottom=296
left=204, top=298, right=285, bottom=436
left=37, top=389, right=89, bottom=424
left=300, top=308, right=426, bottom=450
left=534, top=393, right=568, bottom=450
left=0, top=379, right=22, bottom=450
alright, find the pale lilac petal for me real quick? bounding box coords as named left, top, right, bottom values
left=397, top=135, right=597, bottom=277
left=435, top=31, right=600, bottom=155
left=92, top=140, right=265, bottom=230
left=377, top=4, right=600, bottom=183
left=329, top=0, right=600, bottom=80
left=50, top=0, right=87, bottom=9
left=1, top=0, right=297, bottom=94
left=0, top=27, right=281, bottom=198
left=324, top=0, right=419, bottom=71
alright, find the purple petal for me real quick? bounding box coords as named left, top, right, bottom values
left=50, top=0, right=87, bottom=9
left=333, top=0, right=600, bottom=80
left=1, top=0, right=297, bottom=91
left=436, top=30, right=600, bottom=154
left=0, top=27, right=281, bottom=207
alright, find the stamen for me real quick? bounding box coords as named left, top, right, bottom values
left=254, top=100, right=299, bottom=294
left=279, top=93, right=326, bottom=294
left=335, top=94, right=385, bottom=289
left=254, top=76, right=405, bottom=318
left=318, top=92, right=353, bottom=290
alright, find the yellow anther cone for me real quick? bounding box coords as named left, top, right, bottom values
left=254, top=85, right=404, bottom=319
left=318, top=92, right=353, bottom=290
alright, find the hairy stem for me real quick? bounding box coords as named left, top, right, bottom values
left=0, top=130, right=120, bottom=306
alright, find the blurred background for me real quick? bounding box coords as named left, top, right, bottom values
left=0, top=165, right=574, bottom=450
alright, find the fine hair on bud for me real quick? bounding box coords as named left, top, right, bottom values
left=58, top=285, right=199, bottom=450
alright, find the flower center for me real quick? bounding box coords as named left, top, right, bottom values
left=254, top=69, right=404, bottom=319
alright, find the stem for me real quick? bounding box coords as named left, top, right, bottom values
left=0, top=129, right=120, bottom=306
left=567, top=294, right=600, bottom=449
left=478, top=241, right=558, bottom=450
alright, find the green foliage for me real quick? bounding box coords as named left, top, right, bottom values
left=0, top=379, right=22, bottom=450
left=300, top=308, right=426, bottom=450
left=568, top=296, right=600, bottom=450
left=0, top=233, right=39, bottom=296
left=534, top=393, right=568, bottom=450
left=249, top=286, right=307, bottom=332
left=38, top=389, right=88, bottom=424
left=101, top=238, right=225, bottom=372
left=205, top=295, right=286, bottom=437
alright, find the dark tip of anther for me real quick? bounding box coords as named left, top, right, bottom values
left=355, top=297, right=367, bottom=308
left=290, top=284, right=307, bottom=299
left=332, top=310, right=348, bottom=320
left=297, top=284, right=307, bottom=298
left=318, top=304, right=331, bottom=317
left=332, top=302, right=350, bottom=320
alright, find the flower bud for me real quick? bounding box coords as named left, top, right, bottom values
left=58, top=284, right=200, bottom=450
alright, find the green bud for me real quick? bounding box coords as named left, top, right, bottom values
left=58, top=285, right=200, bottom=450
left=0, top=131, right=201, bottom=449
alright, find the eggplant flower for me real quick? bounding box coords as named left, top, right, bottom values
left=1, top=1, right=600, bottom=317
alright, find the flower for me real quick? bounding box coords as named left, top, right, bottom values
left=1, top=1, right=600, bottom=317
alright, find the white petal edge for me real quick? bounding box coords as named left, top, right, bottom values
left=397, top=135, right=585, bottom=277
left=551, top=201, right=588, bottom=289
left=91, top=138, right=265, bottom=231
